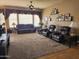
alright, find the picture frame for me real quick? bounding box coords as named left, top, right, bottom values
left=64, top=14, right=73, bottom=21
left=51, top=8, right=59, bottom=15
left=57, top=14, right=65, bottom=21
left=65, top=16, right=70, bottom=21
left=57, top=13, right=73, bottom=21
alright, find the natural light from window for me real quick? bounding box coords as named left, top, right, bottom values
left=34, top=15, right=40, bottom=27
left=19, top=14, right=33, bottom=24
left=0, top=13, right=5, bottom=25
left=9, top=13, right=40, bottom=27
left=9, top=13, right=17, bottom=28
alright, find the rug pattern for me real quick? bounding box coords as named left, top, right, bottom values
left=8, top=33, right=68, bottom=59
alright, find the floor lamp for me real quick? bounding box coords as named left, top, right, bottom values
left=69, top=21, right=78, bottom=35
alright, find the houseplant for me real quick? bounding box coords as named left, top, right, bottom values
left=39, top=22, right=43, bottom=28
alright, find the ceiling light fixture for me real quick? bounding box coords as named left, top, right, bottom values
left=29, top=1, right=34, bottom=10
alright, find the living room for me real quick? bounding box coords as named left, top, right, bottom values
left=0, top=0, right=79, bottom=59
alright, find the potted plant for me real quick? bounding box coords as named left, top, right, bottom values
left=39, top=22, right=43, bottom=28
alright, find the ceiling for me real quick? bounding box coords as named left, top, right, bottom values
left=0, top=0, right=64, bottom=9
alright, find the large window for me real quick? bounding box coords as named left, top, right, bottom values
left=19, top=14, right=33, bottom=24
left=9, top=13, right=17, bottom=28
left=34, top=15, right=40, bottom=27
left=19, top=14, right=40, bottom=27
left=0, top=13, right=5, bottom=25
left=9, top=13, right=40, bottom=28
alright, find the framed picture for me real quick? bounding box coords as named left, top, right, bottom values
left=57, top=14, right=65, bottom=21
left=51, top=8, right=59, bottom=15
left=64, top=13, right=73, bottom=21
left=65, top=16, right=73, bottom=21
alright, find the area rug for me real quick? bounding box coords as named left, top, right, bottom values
left=8, top=33, right=68, bottom=59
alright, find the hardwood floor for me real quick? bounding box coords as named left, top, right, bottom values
left=37, top=45, right=79, bottom=59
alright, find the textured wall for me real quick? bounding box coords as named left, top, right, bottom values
left=43, top=0, right=79, bottom=20
left=43, top=0, right=79, bottom=34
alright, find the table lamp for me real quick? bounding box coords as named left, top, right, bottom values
left=69, top=21, right=79, bottom=35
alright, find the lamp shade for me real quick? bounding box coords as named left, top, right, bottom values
left=69, top=21, right=78, bottom=28
left=2, top=23, right=5, bottom=28
left=69, top=21, right=79, bottom=35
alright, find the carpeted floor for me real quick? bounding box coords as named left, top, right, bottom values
left=8, top=33, right=68, bottom=59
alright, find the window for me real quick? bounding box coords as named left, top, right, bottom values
left=19, top=14, right=33, bottom=24
left=0, top=13, right=5, bottom=25
left=8, top=13, right=40, bottom=28
left=34, top=15, right=40, bottom=27
left=9, top=13, right=17, bottom=28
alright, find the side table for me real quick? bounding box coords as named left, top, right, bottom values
left=65, top=34, right=78, bottom=48
left=12, top=28, right=17, bottom=33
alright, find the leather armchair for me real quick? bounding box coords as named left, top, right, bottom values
left=42, top=25, right=56, bottom=37
left=51, top=26, right=71, bottom=43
